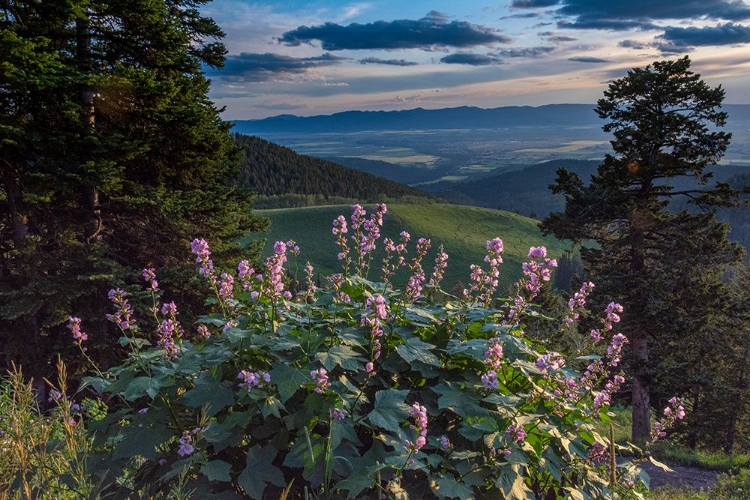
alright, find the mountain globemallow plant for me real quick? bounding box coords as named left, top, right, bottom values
left=72, top=204, right=682, bottom=499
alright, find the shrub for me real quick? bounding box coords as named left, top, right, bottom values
left=73, top=204, right=679, bottom=499
left=0, top=360, right=95, bottom=499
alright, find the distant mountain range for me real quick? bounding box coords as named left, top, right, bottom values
left=232, top=104, right=750, bottom=135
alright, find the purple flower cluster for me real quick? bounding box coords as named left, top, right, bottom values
left=156, top=301, right=182, bottom=358
left=303, top=263, right=317, bottom=298
left=439, top=435, right=450, bottom=450
left=106, top=289, right=136, bottom=332
left=238, top=369, right=271, bottom=391
left=404, top=238, right=431, bottom=302
left=482, top=337, right=504, bottom=389
left=465, top=238, right=503, bottom=305
left=332, top=215, right=351, bottom=272
left=219, top=273, right=234, bottom=301
left=649, top=397, right=686, bottom=444
left=191, top=238, right=215, bottom=284
left=327, top=273, right=352, bottom=304
left=506, top=423, right=527, bottom=444
left=265, top=241, right=290, bottom=299
left=406, top=402, right=428, bottom=453
left=67, top=316, right=88, bottom=346
left=521, top=246, right=557, bottom=296
left=428, top=245, right=449, bottom=290
left=535, top=352, right=565, bottom=373
left=177, top=429, right=195, bottom=457
left=197, top=324, right=211, bottom=339
left=237, top=260, right=255, bottom=290
left=381, top=231, right=409, bottom=284
left=361, top=295, right=388, bottom=359
left=591, top=302, right=624, bottom=342
left=578, top=328, right=628, bottom=409
left=348, top=204, right=387, bottom=274
left=330, top=408, right=347, bottom=420
left=142, top=267, right=159, bottom=292
left=565, top=281, right=595, bottom=325
left=311, top=367, right=329, bottom=393
left=507, top=246, right=557, bottom=321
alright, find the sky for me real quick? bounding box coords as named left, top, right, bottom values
left=201, top=0, right=750, bottom=119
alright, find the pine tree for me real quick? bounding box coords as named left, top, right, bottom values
left=0, top=0, right=268, bottom=377
left=541, top=57, right=745, bottom=442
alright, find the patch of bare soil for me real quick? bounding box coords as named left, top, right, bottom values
left=641, top=462, right=719, bottom=491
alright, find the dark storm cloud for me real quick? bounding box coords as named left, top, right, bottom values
left=568, top=56, right=611, bottom=63
left=658, top=22, right=750, bottom=47
left=207, top=52, right=346, bottom=82
left=440, top=53, right=504, bottom=65
left=358, top=57, right=419, bottom=66
left=278, top=11, right=512, bottom=51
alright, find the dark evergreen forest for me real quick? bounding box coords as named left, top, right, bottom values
left=233, top=134, right=431, bottom=202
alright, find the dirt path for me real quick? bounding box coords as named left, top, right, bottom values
left=641, top=461, right=719, bottom=491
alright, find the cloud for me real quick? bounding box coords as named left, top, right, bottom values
left=568, top=56, right=611, bottom=63
left=538, top=31, right=578, bottom=42
left=512, top=0, right=750, bottom=32
left=277, top=11, right=512, bottom=51
left=440, top=53, right=504, bottom=65
left=658, top=22, right=750, bottom=47
left=207, top=52, right=346, bottom=82
left=358, top=57, right=419, bottom=66
left=618, top=39, right=649, bottom=49
left=494, top=46, right=555, bottom=57
left=511, top=0, right=561, bottom=7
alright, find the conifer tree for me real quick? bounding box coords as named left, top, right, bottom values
left=541, top=56, right=745, bottom=442
left=0, top=0, right=268, bottom=377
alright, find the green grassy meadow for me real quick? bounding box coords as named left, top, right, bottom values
left=244, top=203, right=572, bottom=292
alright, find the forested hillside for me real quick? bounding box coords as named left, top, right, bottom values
left=233, top=134, right=430, bottom=201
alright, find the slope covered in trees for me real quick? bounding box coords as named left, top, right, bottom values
left=0, top=0, right=268, bottom=378
left=233, top=134, right=431, bottom=202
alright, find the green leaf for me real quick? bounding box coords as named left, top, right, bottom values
left=395, top=337, right=440, bottom=366
left=336, top=467, right=379, bottom=499
left=542, top=447, right=565, bottom=483
left=367, top=389, right=410, bottom=433
left=496, top=464, right=533, bottom=499
left=563, top=488, right=585, bottom=500
left=648, top=456, right=674, bottom=472
left=200, top=460, right=232, bottom=482
left=434, top=381, right=491, bottom=418
left=112, top=420, right=172, bottom=461
left=434, top=474, right=473, bottom=499
left=271, top=363, right=308, bottom=403
left=237, top=445, right=285, bottom=500
left=316, top=344, right=365, bottom=371
left=124, top=376, right=163, bottom=401
left=446, top=339, right=488, bottom=360
left=260, top=395, right=284, bottom=419
left=181, top=383, right=235, bottom=417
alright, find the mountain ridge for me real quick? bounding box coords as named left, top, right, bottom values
left=232, top=104, right=750, bottom=135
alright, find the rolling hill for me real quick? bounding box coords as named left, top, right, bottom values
left=242, top=203, right=573, bottom=292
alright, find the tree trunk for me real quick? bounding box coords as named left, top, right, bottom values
left=726, top=343, right=748, bottom=454
left=630, top=329, right=650, bottom=443
left=76, top=14, right=101, bottom=243
left=0, top=165, right=28, bottom=246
